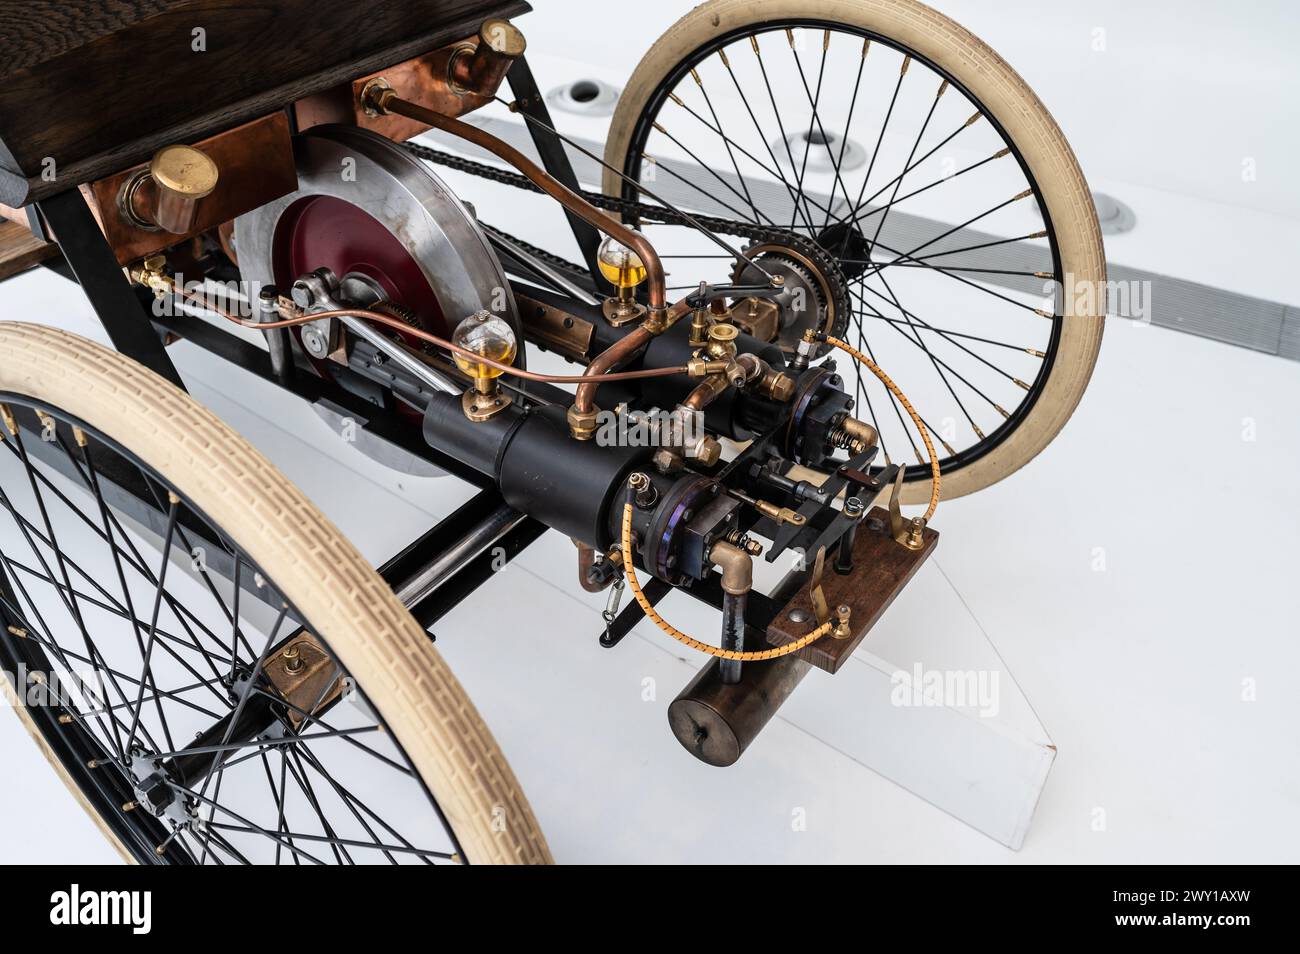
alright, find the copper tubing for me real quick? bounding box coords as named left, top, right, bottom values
left=571, top=299, right=693, bottom=416
left=682, top=372, right=731, bottom=413
left=370, top=88, right=666, bottom=311
left=573, top=324, right=652, bottom=416
left=170, top=284, right=686, bottom=385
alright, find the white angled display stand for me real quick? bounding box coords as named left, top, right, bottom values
left=759, top=556, right=1055, bottom=849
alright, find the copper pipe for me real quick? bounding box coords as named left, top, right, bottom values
left=370, top=88, right=666, bottom=311
left=571, top=299, right=692, bottom=415
left=682, top=373, right=731, bottom=413
left=167, top=282, right=686, bottom=385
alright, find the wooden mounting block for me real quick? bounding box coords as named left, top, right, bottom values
left=765, top=507, right=938, bottom=674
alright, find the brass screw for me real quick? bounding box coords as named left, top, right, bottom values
left=57, top=713, right=73, bottom=725
left=282, top=645, right=304, bottom=673
left=833, top=604, right=853, bottom=639
left=122, top=801, right=138, bottom=812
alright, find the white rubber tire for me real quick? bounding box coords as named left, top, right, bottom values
left=0, top=322, right=552, bottom=864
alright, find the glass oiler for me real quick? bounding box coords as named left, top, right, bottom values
left=452, top=310, right=517, bottom=421
left=597, top=235, right=648, bottom=327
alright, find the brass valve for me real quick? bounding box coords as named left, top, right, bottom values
left=130, top=254, right=175, bottom=297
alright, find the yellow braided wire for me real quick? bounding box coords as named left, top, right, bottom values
left=620, top=504, right=832, bottom=660
left=824, top=336, right=941, bottom=521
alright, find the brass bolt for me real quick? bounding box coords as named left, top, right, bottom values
left=695, top=436, right=723, bottom=467
left=766, top=372, right=796, bottom=402
left=122, top=801, right=138, bottom=812
left=57, top=713, right=73, bottom=725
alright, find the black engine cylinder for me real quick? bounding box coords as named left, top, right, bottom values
left=422, top=394, right=648, bottom=548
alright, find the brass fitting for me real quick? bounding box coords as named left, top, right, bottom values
left=754, top=499, right=806, bottom=526
left=829, top=415, right=879, bottom=455
left=694, top=435, right=723, bottom=467
left=641, top=306, right=674, bottom=336
left=736, top=353, right=795, bottom=402
left=130, top=254, right=174, bottom=298
left=902, top=516, right=927, bottom=550
left=686, top=357, right=731, bottom=378
left=708, top=540, right=754, bottom=596
left=688, top=306, right=712, bottom=347
left=765, top=371, right=796, bottom=402
left=566, top=403, right=601, bottom=441
left=833, top=604, right=853, bottom=639
left=705, top=322, right=739, bottom=361
left=463, top=378, right=513, bottom=422
left=120, top=145, right=220, bottom=234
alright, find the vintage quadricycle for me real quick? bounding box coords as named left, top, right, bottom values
left=0, top=0, right=1103, bottom=863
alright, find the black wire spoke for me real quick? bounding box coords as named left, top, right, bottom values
left=260, top=750, right=294, bottom=865
left=848, top=147, right=1012, bottom=232
left=839, top=111, right=985, bottom=227
left=868, top=234, right=1055, bottom=318
left=11, top=430, right=141, bottom=761
left=1, top=560, right=236, bottom=704
left=77, top=442, right=182, bottom=748
left=1, top=410, right=457, bottom=865
left=124, top=493, right=181, bottom=755
left=690, top=65, right=763, bottom=223
left=861, top=190, right=1037, bottom=280
left=786, top=29, right=832, bottom=231
left=789, top=29, right=858, bottom=228
left=283, top=746, right=354, bottom=864
left=646, top=122, right=776, bottom=227
left=821, top=35, right=871, bottom=231
left=750, top=32, right=819, bottom=230
left=207, top=819, right=451, bottom=862
left=866, top=77, right=945, bottom=258
left=839, top=56, right=909, bottom=260
left=909, top=229, right=1049, bottom=263
left=852, top=283, right=1019, bottom=416
left=850, top=308, right=1046, bottom=356
left=0, top=596, right=226, bottom=720
left=295, top=743, right=434, bottom=865
left=868, top=272, right=978, bottom=446
left=0, top=486, right=137, bottom=762
left=138, top=474, right=258, bottom=664
left=191, top=603, right=291, bottom=862
left=166, top=781, right=331, bottom=865
left=716, top=46, right=820, bottom=233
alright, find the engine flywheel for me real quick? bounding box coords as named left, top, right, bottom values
left=235, top=125, right=523, bottom=363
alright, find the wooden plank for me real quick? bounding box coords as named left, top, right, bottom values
left=0, top=0, right=530, bottom=207
left=765, top=507, right=938, bottom=674
left=0, top=219, right=57, bottom=280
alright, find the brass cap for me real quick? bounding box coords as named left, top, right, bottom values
left=480, top=19, right=527, bottom=56
left=150, top=145, right=219, bottom=199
